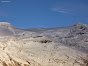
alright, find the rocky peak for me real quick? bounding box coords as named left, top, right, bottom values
left=0, top=22, right=12, bottom=27
left=73, top=22, right=88, bottom=27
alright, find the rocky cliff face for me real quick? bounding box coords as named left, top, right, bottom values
left=0, top=22, right=88, bottom=66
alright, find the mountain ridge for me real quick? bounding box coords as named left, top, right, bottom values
left=0, top=22, right=88, bottom=66
left=0, top=22, right=87, bottom=29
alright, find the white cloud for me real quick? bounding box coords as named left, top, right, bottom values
left=52, top=8, right=71, bottom=14
left=1, top=1, right=11, bottom=3
left=52, top=2, right=88, bottom=16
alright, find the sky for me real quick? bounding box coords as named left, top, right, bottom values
left=0, top=0, right=88, bottom=28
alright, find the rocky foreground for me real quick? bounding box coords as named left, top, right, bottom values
left=0, top=22, right=88, bottom=66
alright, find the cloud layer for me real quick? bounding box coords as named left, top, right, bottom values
left=52, top=1, right=88, bottom=17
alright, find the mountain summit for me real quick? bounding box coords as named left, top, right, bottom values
left=0, top=22, right=12, bottom=27
left=0, top=22, right=88, bottom=66
left=73, top=22, right=88, bottom=27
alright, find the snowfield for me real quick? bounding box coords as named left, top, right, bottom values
left=0, top=22, right=88, bottom=66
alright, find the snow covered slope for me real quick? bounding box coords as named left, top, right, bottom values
left=0, top=22, right=88, bottom=66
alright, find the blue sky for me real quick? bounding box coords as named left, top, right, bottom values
left=0, top=0, right=88, bottom=28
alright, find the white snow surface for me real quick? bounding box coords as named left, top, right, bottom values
left=0, top=22, right=88, bottom=66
